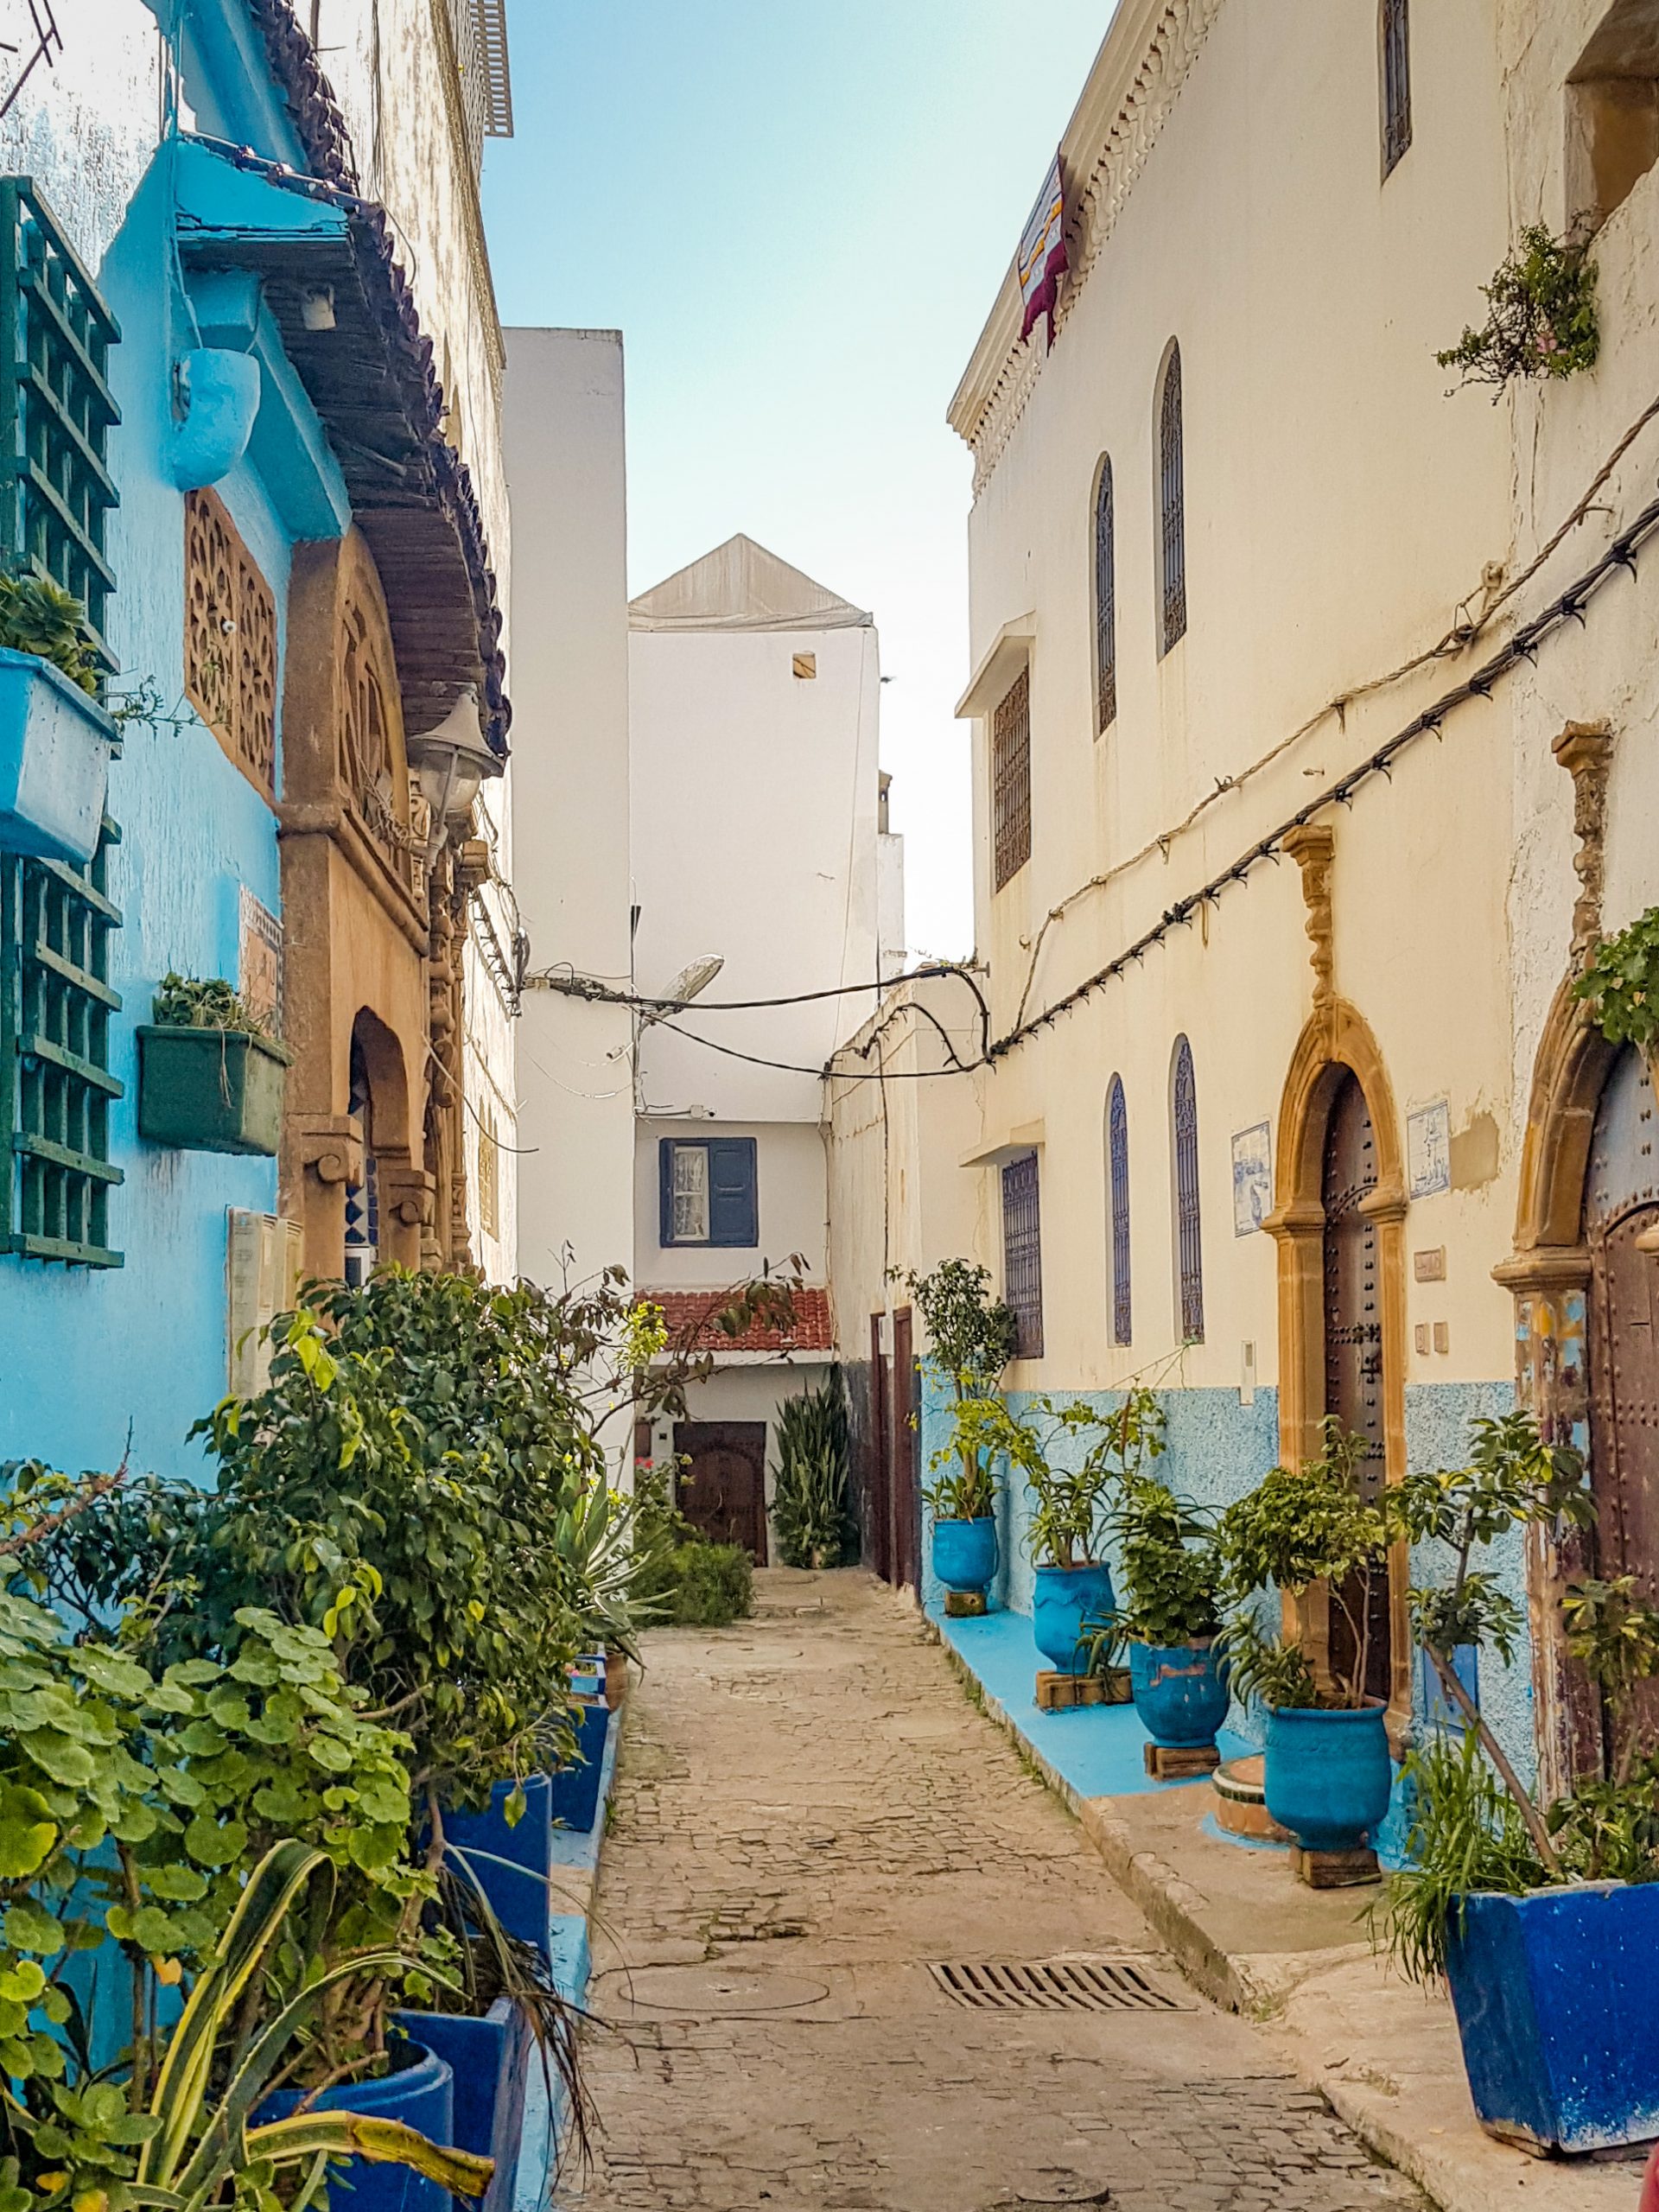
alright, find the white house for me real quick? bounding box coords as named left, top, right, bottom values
left=628, top=536, right=897, bottom=1557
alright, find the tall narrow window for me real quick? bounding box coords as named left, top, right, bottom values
left=1157, top=345, right=1186, bottom=656
left=1172, top=1036, right=1204, bottom=1343
left=1107, top=1075, right=1131, bottom=1345
left=1093, top=457, right=1116, bottom=734
left=1001, top=1150, right=1044, bottom=1359
left=1381, top=0, right=1411, bottom=177
left=991, top=664, right=1031, bottom=891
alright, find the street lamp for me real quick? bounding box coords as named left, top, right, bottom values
left=404, top=685, right=503, bottom=865
left=639, top=954, right=725, bottom=1028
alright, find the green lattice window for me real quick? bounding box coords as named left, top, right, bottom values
left=0, top=821, right=123, bottom=1266
left=0, top=176, right=120, bottom=667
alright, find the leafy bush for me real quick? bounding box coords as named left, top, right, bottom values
left=1437, top=225, right=1599, bottom=392
left=663, top=1542, right=753, bottom=1628
left=1111, top=1464, right=1222, bottom=1647
left=772, top=1371, right=854, bottom=1568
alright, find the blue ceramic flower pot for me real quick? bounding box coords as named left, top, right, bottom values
left=398, top=1999, right=531, bottom=2212
left=1128, top=1639, right=1230, bottom=1748
left=0, top=647, right=115, bottom=865
left=1262, top=1704, right=1393, bottom=1851
left=1031, top=1560, right=1116, bottom=1673
left=931, top=1516, right=997, bottom=1593
left=444, top=1774, right=555, bottom=1955
left=1444, top=1883, right=1659, bottom=2154
left=257, top=2039, right=453, bottom=2212
left=548, top=1699, right=611, bottom=1833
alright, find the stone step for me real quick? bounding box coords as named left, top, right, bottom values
left=1211, top=1752, right=1292, bottom=1844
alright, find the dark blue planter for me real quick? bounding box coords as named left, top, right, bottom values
left=1444, top=1884, right=1659, bottom=2154
left=1262, top=1705, right=1393, bottom=1851
left=257, top=2038, right=452, bottom=2212
left=931, top=1516, right=997, bottom=1593
left=1128, top=1640, right=1230, bottom=1748
left=443, top=1776, right=554, bottom=1955
left=548, top=1700, right=610, bottom=1834
left=398, top=1999, right=531, bottom=2212
left=1031, top=1561, right=1116, bottom=1673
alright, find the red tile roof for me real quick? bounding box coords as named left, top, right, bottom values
left=644, top=1287, right=834, bottom=1355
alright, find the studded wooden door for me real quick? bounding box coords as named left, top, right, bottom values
left=673, top=1421, right=769, bottom=1563
left=1321, top=1070, right=1390, bottom=1704
left=1586, top=1046, right=1659, bottom=1767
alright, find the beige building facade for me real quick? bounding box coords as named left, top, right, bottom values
left=830, top=0, right=1659, bottom=1786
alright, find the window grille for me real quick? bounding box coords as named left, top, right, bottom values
left=992, top=664, right=1031, bottom=892
left=1159, top=346, right=1187, bottom=655
left=1001, top=1149, right=1044, bottom=1360
left=1108, top=1075, right=1131, bottom=1345
left=1382, top=0, right=1412, bottom=177
left=1094, top=458, right=1116, bottom=734
left=0, top=819, right=123, bottom=1267
left=1172, top=1035, right=1204, bottom=1342
left=0, top=177, right=120, bottom=674
left=185, top=488, right=276, bottom=802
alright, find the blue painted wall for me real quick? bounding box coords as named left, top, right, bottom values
left=920, top=1370, right=1533, bottom=1783
left=0, top=21, right=343, bottom=1482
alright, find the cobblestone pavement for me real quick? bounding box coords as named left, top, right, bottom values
left=564, top=1570, right=1426, bottom=2212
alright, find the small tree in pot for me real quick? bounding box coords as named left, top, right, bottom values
left=1107, top=1396, right=1230, bottom=1751
left=906, top=1261, right=1018, bottom=1596
left=1218, top=1422, right=1394, bottom=1875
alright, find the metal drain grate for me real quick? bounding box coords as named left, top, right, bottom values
left=925, top=1956, right=1190, bottom=2013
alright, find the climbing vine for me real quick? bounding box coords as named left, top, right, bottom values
left=1574, top=906, right=1659, bottom=1050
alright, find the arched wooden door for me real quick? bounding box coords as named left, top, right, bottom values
left=1586, top=1046, right=1659, bottom=1766
left=1321, top=1070, right=1390, bottom=1704
left=673, top=1421, right=769, bottom=1562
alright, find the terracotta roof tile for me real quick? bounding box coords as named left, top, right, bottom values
left=644, top=1287, right=834, bottom=1355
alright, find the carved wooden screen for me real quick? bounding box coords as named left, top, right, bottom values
left=1172, top=1034, right=1204, bottom=1342
left=1094, top=458, right=1116, bottom=734
left=338, top=561, right=416, bottom=893
left=185, top=489, right=276, bottom=801
left=992, top=665, right=1031, bottom=893
left=1159, top=346, right=1187, bottom=655
left=1108, top=1073, right=1131, bottom=1345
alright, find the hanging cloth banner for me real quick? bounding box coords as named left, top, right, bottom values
left=1018, top=153, right=1068, bottom=346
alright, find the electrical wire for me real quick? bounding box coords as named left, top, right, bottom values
left=529, top=961, right=975, bottom=1015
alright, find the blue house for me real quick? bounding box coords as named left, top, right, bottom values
left=0, top=0, right=511, bottom=1478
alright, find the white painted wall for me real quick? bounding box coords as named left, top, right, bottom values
left=629, top=613, right=884, bottom=1123
left=505, top=327, right=636, bottom=1293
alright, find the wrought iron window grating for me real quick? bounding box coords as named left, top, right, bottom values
left=1173, top=1034, right=1205, bottom=1343
left=1382, top=0, right=1411, bottom=178
left=1094, top=456, right=1116, bottom=733
left=925, top=1958, right=1190, bottom=2013
left=0, top=818, right=123, bottom=1267
left=1159, top=343, right=1186, bottom=656
left=992, top=664, right=1031, bottom=892
left=1108, top=1073, right=1131, bottom=1345
left=1001, top=1148, right=1044, bottom=1360
left=0, top=175, right=120, bottom=672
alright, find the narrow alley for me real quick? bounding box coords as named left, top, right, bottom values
left=572, top=1574, right=1426, bottom=2211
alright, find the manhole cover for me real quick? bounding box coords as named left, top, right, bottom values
left=1003, top=2173, right=1114, bottom=2205
left=925, top=1956, right=1191, bottom=2013
left=601, top=1963, right=830, bottom=2014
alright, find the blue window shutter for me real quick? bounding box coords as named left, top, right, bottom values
left=709, top=1137, right=759, bottom=1247
left=658, top=1139, right=675, bottom=1245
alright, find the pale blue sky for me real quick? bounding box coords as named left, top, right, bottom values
left=482, top=3, right=1115, bottom=958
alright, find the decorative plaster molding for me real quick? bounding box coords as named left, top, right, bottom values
left=290, top=1114, right=364, bottom=1189
left=1283, top=823, right=1336, bottom=1008
left=1551, top=720, right=1614, bottom=968
left=959, top=0, right=1230, bottom=498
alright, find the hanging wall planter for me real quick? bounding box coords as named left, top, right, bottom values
left=0, top=644, right=116, bottom=865
left=137, top=1021, right=293, bottom=1154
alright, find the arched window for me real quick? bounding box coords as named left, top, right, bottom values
left=1107, top=1075, right=1131, bottom=1344
left=1157, top=343, right=1187, bottom=656
left=1171, top=1035, right=1204, bottom=1341
left=1093, top=456, right=1116, bottom=734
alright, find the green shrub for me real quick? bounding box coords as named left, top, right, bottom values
left=772, top=1370, right=854, bottom=1568
left=662, top=1541, right=753, bottom=1627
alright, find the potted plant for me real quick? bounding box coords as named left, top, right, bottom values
left=1218, top=1422, right=1393, bottom=1868
left=904, top=1260, right=1017, bottom=1598
left=1370, top=1415, right=1659, bottom=2154
left=1109, top=1397, right=1229, bottom=1751
left=137, top=969, right=294, bottom=1155
left=0, top=572, right=118, bottom=865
